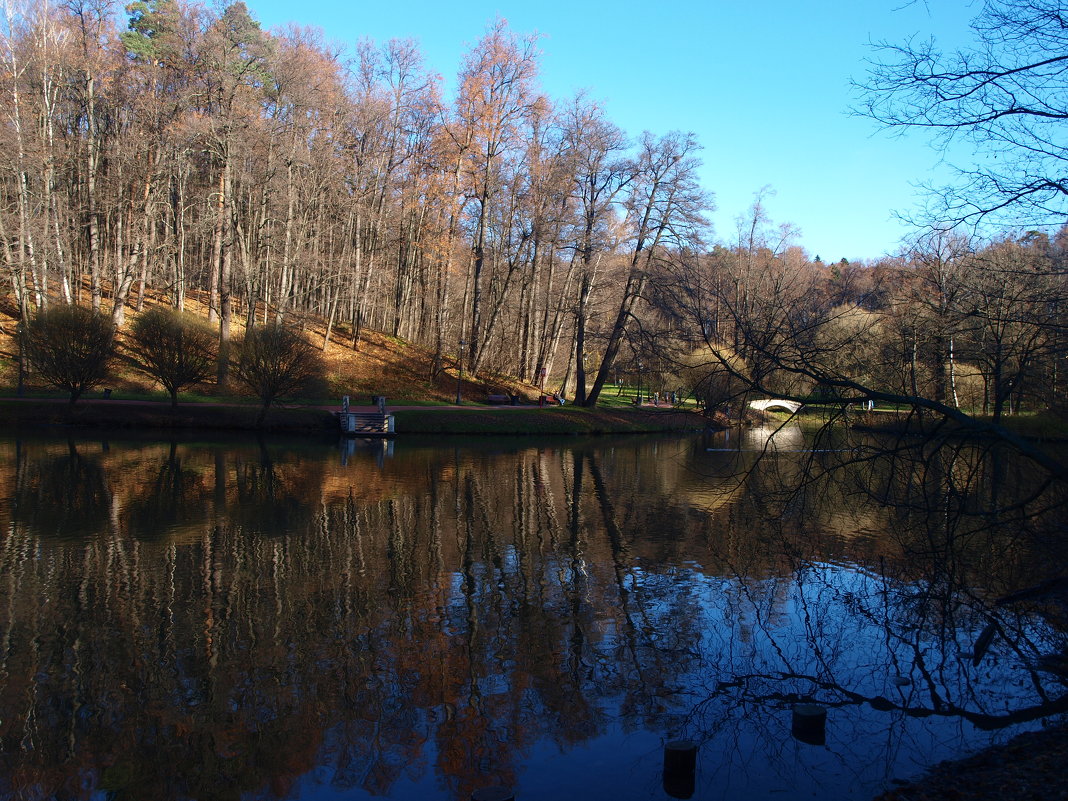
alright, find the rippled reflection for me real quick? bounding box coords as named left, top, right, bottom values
left=0, top=431, right=1064, bottom=801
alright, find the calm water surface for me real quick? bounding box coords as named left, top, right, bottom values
left=0, top=427, right=1065, bottom=801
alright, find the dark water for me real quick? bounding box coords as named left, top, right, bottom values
left=0, top=426, right=1065, bottom=801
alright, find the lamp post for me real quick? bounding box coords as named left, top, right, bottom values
left=455, top=338, right=465, bottom=405
left=636, top=359, right=643, bottom=405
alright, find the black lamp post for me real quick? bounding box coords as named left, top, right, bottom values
left=455, top=338, right=465, bottom=405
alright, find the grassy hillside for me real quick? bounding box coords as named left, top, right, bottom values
left=0, top=292, right=542, bottom=406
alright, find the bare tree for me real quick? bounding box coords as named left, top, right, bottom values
left=666, top=241, right=1068, bottom=480
left=859, top=0, right=1068, bottom=228
left=451, top=19, right=539, bottom=376
left=584, top=131, right=709, bottom=406
left=561, top=97, right=629, bottom=405
left=899, top=230, right=974, bottom=407
left=956, top=237, right=1062, bottom=421
left=2, top=2, right=737, bottom=399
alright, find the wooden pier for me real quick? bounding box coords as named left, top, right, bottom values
left=337, top=411, right=395, bottom=436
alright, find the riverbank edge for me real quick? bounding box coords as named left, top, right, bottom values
left=873, top=720, right=1068, bottom=801
left=848, top=409, right=1068, bottom=443
left=0, top=398, right=715, bottom=436
left=392, top=406, right=713, bottom=435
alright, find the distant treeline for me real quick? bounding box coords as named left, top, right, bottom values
left=2, top=2, right=1064, bottom=414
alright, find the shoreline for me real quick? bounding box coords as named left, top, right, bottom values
left=0, top=397, right=714, bottom=437
left=874, top=721, right=1068, bottom=800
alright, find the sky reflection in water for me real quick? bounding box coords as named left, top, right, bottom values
left=0, top=429, right=1064, bottom=801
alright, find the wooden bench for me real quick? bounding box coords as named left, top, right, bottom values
left=486, top=394, right=511, bottom=404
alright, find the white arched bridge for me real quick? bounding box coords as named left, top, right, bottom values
left=748, top=398, right=802, bottom=414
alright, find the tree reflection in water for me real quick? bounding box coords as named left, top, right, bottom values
left=0, top=431, right=1063, bottom=800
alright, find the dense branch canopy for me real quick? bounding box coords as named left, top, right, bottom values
left=858, top=0, right=1068, bottom=227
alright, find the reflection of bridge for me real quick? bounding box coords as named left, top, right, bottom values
left=748, top=398, right=802, bottom=414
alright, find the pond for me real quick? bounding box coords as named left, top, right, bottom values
left=0, top=426, right=1065, bottom=801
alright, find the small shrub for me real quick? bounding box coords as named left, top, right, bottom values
left=233, top=323, right=325, bottom=424
left=125, top=307, right=218, bottom=408
left=24, top=305, right=115, bottom=404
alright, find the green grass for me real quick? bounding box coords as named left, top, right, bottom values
left=546, top=384, right=698, bottom=411
left=377, top=398, right=455, bottom=407
left=393, top=406, right=708, bottom=435
left=596, top=387, right=642, bottom=409
left=989, top=411, right=1068, bottom=440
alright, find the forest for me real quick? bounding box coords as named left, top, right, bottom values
left=1, top=0, right=1065, bottom=416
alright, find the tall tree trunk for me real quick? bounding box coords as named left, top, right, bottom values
left=586, top=156, right=685, bottom=406
left=208, top=164, right=226, bottom=323
left=85, top=67, right=102, bottom=312
left=586, top=247, right=654, bottom=406
left=467, top=186, right=489, bottom=373
left=113, top=170, right=154, bottom=326
left=217, top=157, right=233, bottom=387
left=538, top=250, right=579, bottom=387
left=573, top=252, right=597, bottom=405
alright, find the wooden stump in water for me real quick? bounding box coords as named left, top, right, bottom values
left=471, top=787, right=514, bottom=801
left=663, top=739, right=698, bottom=799
left=792, top=703, right=827, bottom=745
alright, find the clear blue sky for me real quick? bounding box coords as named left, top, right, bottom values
left=248, top=0, right=981, bottom=262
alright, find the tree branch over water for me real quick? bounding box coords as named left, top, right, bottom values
left=857, top=0, right=1068, bottom=228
